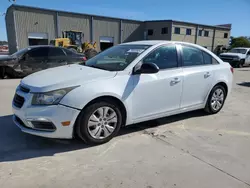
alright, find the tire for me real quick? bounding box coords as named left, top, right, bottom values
left=204, top=85, right=226, bottom=114
left=0, top=67, right=5, bottom=79
left=239, top=59, right=245, bottom=68
left=76, top=100, right=122, bottom=145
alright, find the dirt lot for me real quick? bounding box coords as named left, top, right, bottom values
left=0, top=68, right=250, bottom=188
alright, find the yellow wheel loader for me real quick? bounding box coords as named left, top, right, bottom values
left=50, top=30, right=98, bottom=59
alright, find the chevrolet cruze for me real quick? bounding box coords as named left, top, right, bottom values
left=12, top=41, right=233, bottom=144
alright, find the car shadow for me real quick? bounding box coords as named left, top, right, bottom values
left=237, top=82, right=250, bottom=87
left=238, top=70, right=250, bottom=71
left=0, top=110, right=207, bottom=162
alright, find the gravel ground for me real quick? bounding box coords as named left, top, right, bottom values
left=0, top=68, right=250, bottom=188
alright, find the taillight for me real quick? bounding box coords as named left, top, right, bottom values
left=82, top=57, right=87, bottom=61
left=230, top=67, right=234, bottom=74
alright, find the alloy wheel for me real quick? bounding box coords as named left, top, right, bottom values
left=210, top=88, right=224, bottom=111
left=87, top=106, right=118, bottom=139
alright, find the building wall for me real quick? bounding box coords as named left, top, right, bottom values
left=93, top=17, right=120, bottom=51
left=196, top=27, right=214, bottom=51
left=171, top=23, right=196, bottom=43
left=171, top=22, right=230, bottom=51
left=144, top=21, right=172, bottom=40
left=5, top=5, right=231, bottom=53
left=213, top=29, right=230, bottom=50
left=58, top=12, right=91, bottom=42
left=122, top=21, right=143, bottom=42
left=5, top=7, right=17, bottom=54
left=13, top=7, right=56, bottom=50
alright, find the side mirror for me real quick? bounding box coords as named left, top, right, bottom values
left=133, top=63, right=159, bottom=75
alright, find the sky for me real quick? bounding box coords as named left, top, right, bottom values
left=0, top=0, right=249, bottom=41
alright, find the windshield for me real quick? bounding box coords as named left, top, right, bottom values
left=84, top=44, right=151, bottom=71
left=11, top=48, right=29, bottom=58
left=229, top=48, right=247, bottom=54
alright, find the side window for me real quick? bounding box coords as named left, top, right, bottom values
left=143, top=45, right=178, bottom=69
left=174, top=27, right=180, bottom=34
left=198, top=30, right=202, bottom=36
left=27, top=47, right=49, bottom=58
left=186, top=28, right=192, bottom=35
left=182, top=45, right=203, bottom=66
left=48, top=48, right=65, bottom=57
left=203, top=51, right=219, bottom=65
left=63, top=49, right=75, bottom=56
left=204, top=31, right=209, bottom=37
left=147, top=29, right=153, bottom=36
left=203, top=51, right=212, bottom=64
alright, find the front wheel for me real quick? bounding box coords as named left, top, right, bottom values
left=0, top=67, right=5, bottom=79
left=238, top=59, right=245, bottom=68
left=204, top=85, right=226, bottom=114
left=76, top=101, right=122, bottom=145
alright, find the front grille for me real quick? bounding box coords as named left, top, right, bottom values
left=20, top=85, right=30, bottom=93
left=31, top=121, right=56, bottom=131
left=220, top=56, right=236, bottom=61
left=13, top=94, right=25, bottom=108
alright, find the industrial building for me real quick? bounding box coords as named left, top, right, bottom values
left=5, top=4, right=231, bottom=54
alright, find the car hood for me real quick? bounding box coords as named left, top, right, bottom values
left=220, top=52, right=245, bottom=57
left=21, top=64, right=117, bottom=92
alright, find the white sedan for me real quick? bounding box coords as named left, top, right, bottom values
left=12, top=40, right=233, bottom=144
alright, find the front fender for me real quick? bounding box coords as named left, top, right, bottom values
left=59, top=74, right=134, bottom=124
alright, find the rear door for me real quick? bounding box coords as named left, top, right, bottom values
left=47, top=47, right=68, bottom=68
left=20, top=47, right=49, bottom=74
left=179, top=45, right=216, bottom=108
left=63, top=48, right=84, bottom=64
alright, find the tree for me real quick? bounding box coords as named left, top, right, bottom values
left=230, top=37, right=250, bottom=48
left=0, top=41, right=8, bottom=45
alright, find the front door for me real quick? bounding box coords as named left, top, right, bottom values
left=245, top=50, right=250, bottom=65
left=20, top=47, right=49, bottom=75
left=180, top=45, right=214, bottom=108
left=132, top=44, right=183, bottom=121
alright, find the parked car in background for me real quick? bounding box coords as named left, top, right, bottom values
left=12, top=41, right=233, bottom=145
left=219, top=47, right=250, bottom=68
left=0, top=45, right=87, bottom=79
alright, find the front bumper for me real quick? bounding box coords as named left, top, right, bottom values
left=12, top=87, right=80, bottom=139
left=220, top=58, right=240, bottom=67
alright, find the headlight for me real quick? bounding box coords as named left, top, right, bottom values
left=233, top=56, right=240, bottom=61
left=32, top=86, right=78, bottom=105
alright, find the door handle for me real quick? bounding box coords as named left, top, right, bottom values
left=171, top=77, right=181, bottom=84
left=204, top=72, right=211, bottom=78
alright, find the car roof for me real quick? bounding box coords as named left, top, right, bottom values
left=232, top=47, right=250, bottom=50
left=27, top=45, right=60, bottom=49
left=121, top=40, right=206, bottom=49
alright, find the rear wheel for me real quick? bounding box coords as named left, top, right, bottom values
left=76, top=101, right=122, bottom=145
left=204, top=85, right=226, bottom=114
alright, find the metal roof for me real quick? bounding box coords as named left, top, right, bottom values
left=145, top=20, right=231, bottom=30
left=8, top=4, right=142, bottom=23
left=8, top=4, right=231, bottom=30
